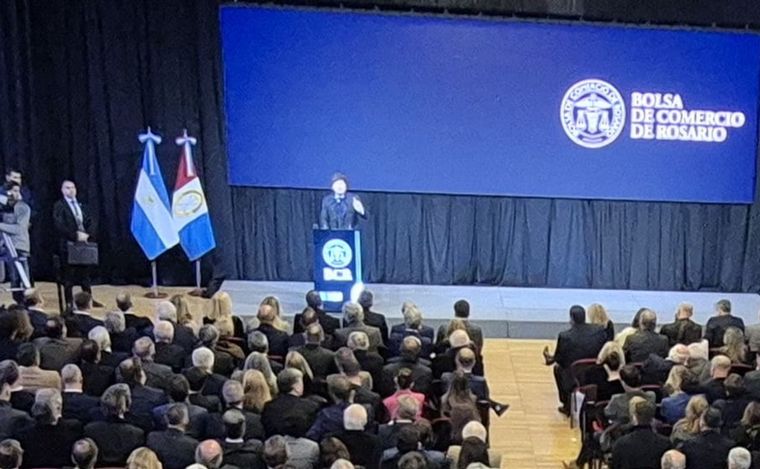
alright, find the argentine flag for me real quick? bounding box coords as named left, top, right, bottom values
left=172, top=130, right=216, bottom=261
left=130, top=129, right=179, bottom=260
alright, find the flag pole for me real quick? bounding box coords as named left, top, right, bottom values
left=195, top=260, right=201, bottom=289
left=145, top=260, right=168, bottom=299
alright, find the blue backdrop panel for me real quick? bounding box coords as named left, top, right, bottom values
left=221, top=6, right=760, bottom=203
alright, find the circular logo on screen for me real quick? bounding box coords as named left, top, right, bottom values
left=561, top=79, right=626, bottom=149
left=322, top=239, right=353, bottom=268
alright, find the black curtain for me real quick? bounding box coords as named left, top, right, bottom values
left=2, top=0, right=760, bottom=293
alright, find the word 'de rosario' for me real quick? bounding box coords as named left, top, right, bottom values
left=630, top=92, right=745, bottom=142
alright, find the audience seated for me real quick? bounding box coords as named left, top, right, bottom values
left=587, top=303, right=615, bottom=342
left=388, top=304, right=434, bottom=358
left=104, top=310, right=138, bottom=356
left=0, top=439, right=22, bottom=469
left=721, top=327, right=751, bottom=365
left=381, top=336, right=432, bottom=397
left=206, top=379, right=265, bottom=441
left=641, top=343, right=689, bottom=385
left=243, top=352, right=278, bottom=396
left=155, top=301, right=196, bottom=355
left=445, top=421, right=501, bottom=468
left=356, top=290, right=389, bottom=346
left=671, top=395, right=709, bottom=446
left=381, top=424, right=444, bottom=469
left=14, top=388, right=82, bottom=467
left=0, top=364, right=32, bottom=438
left=88, top=325, right=127, bottom=368
left=683, top=355, right=731, bottom=403
left=383, top=368, right=425, bottom=420
left=151, top=374, right=207, bottom=437
left=185, top=366, right=222, bottom=413
left=146, top=403, right=199, bottom=469
left=334, top=303, right=383, bottom=353
left=378, top=395, right=419, bottom=450
left=194, top=439, right=225, bottom=469
left=79, top=339, right=114, bottom=397
left=731, top=401, right=760, bottom=450
left=218, top=408, right=264, bottom=469
left=661, top=449, right=687, bottom=469
left=610, top=397, right=671, bottom=468
left=686, top=340, right=711, bottom=384
left=333, top=404, right=383, bottom=469
left=714, top=374, right=751, bottom=435
left=248, top=332, right=285, bottom=375
left=456, top=436, right=491, bottom=469
left=307, top=375, right=354, bottom=443
left=727, top=447, right=752, bottom=469
left=622, top=309, right=669, bottom=363
left=293, top=290, right=340, bottom=337
left=583, top=341, right=625, bottom=401
left=153, top=321, right=185, bottom=373
left=348, top=331, right=384, bottom=389
left=441, top=371, right=480, bottom=444
left=679, top=406, right=734, bottom=469
left=603, top=365, right=656, bottom=424
left=188, top=346, right=228, bottom=397
left=261, top=368, right=319, bottom=438
left=133, top=337, right=173, bottom=391
left=436, top=300, right=484, bottom=353
left=71, top=437, right=99, bottom=469
left=543, top=305, right=607, bottom=416
left=661, top=365, right=692, bottom=424
left=117, top=357, right=168, bottom=431
left=294, top=325, right=336, bottom=380
left=254, top=304, right=290, bottom=359
left=83, top=384, right=145, bottom=466
left=33, top=315, right=81, bottom=371
left=0, top=361, right=33, bottom=415
left=67, top=293, right=104, bottom=338
left=61, top=364, right=99, bottom=423
left=196, top=325, right=236, bottom=377
left=442, top=348, right=489, bottom=402
left=705, top=299, right=745, bottom=349
left=116, top=292, right=152, bottom=336
left=660, top=303, right=703, bottom=347
left=433, top=329, right=483, bottom=379
left=22, top=290, right=48, bottom=340
left=16, top=343, right=60, bottom=392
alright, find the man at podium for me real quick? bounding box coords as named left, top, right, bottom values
left=319, top=173, right=366, bottom=230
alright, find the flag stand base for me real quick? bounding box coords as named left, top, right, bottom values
left=144, top=260, right=167, bottom=299
left=144, top=291, right=168, bottom=299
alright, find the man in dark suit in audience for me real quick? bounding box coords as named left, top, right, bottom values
left=118, top=357, right=167, bottom=431
left=543, top=305, right=607, bottom=416
left=133, top=337, right=174, bottom=391
left=355, top=290, right=388, bottom=345
left=83, top=384, right=144, bottom=467
left=156, top=301, right=196, bottom=355
left=293, top=290, right=340, bottom=337
left=185, top=366, right=221, bottom=413
left=70, top=437, right=99, bottom=469
left=104, top=311, right=137, bottom=355
left=432, top=329, right=483, bottom=379
left=436, top=299, right=484, bottom=353
left=196, top=325, right=236, bottom=377
left=348, top=331, right=384, bottom=388
left=682, top=355, right=731, bottom=403
left=289, top=307, right=334, bottom=350
left=151, top=375, right=207, bottom=438
left=623, top=309, right=669, bottom=363
left=611, top=398, right=671, bottom=468
left=334, top=302, right=383, bottom=353
left=659, top=303, right=703, bottom=347
left=306, top=374, right=353, bottom=443
left=68, top=292, right=104, bottom=338
left=254, top=304, right=290, bottom=358
left=261, top=369, right=319, bottom=438
left=0, top=364, right=33, bottom=439
left=116, top=292, right=152, bottom=335
left=388, top=304, right=434, bottom=358
left=381, top=336, right=433, bottom=397
left=187, top=347, right=228, bottom=398
left=23, top=290, right=48, bottom=339
left=220, top=409, right=264, bottom=469
left=79, top=339, right=114, bottom=397
left=441, top=347, right=489, bottom=401
left=61, top=364, right=99, bottom=423
left=333, top=404, right=383, bottom=469
left=704, top=299, right=745, bottom=349
left=154, top=321, right=186, bottom=373
left=34, top=315, right=81, bottom=371
left=679, top=406, right=734, bottom=469
left=146, top=404, right=199, bottom=469
left=293, top=325, right=335, bottom=379
left=205, top=380, right=265, bottom=441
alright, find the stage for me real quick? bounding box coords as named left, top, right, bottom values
left=18, top=281, right=760, bottom=339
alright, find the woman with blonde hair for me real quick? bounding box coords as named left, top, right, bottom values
left=169, top=294, right=196, bottom=332
left=720, top=327, right=750, bottom=364
left=241, top=369, right=272, bottom=413
left=260, top=296, right=289, bottom=332
left=587, top=303, right=614, bottom=342
left=285, top=351, right=314, bottom=395
left=660, top=365, right=691, bottom=424
left=243, top=352, right=278, bottom=396
left=582, top=341, right=625, bottom=401
left=670, top=395, right=709, bottom=445
left=126, top=447, right=163, bottom=469
left=205, top=291, right=245, bottom=341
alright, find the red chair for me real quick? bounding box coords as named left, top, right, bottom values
left=569, top=358, right=599, bottom=429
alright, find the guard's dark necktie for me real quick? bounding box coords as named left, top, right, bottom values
left=70, top=200, right=84, bottom=231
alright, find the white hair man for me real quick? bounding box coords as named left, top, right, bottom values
left=155, top=300, right=196, bottom=354
left=153, top=320, right=185, bottom=373
left=333, top=404, right=382, bottom=468
left=728, top=447, right=752, bottom=469
left=334, top=302, right=382, bottom=353
left=132, top=337, right=172, bottom=390
left=661, top=450, right=686, bottom=469
left=188, top=347, right=227, bottom=397
left=61, top=364, right=99, bottom=422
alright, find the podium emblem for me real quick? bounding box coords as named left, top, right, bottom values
left=561, top=79, right=626, bottom=149
left=322, top=239, right=353, bottom=268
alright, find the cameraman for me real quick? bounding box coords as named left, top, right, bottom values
left=0, top=181, right=31, bottom=304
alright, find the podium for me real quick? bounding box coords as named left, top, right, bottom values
left=313, top=229, right=363, bottom=312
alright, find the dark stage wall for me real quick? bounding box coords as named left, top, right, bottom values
left=2, top=0, right=760, bottom=292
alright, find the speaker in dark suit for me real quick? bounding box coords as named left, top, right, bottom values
left=52, top=180, right=97, bottom=308
left=319, top=173, right=367, bottom=230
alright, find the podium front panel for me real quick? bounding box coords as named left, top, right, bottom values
left=313, top=229, right=362, bottom=312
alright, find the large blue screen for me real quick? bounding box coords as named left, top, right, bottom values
left=221, top=6, right=760, bottom=203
